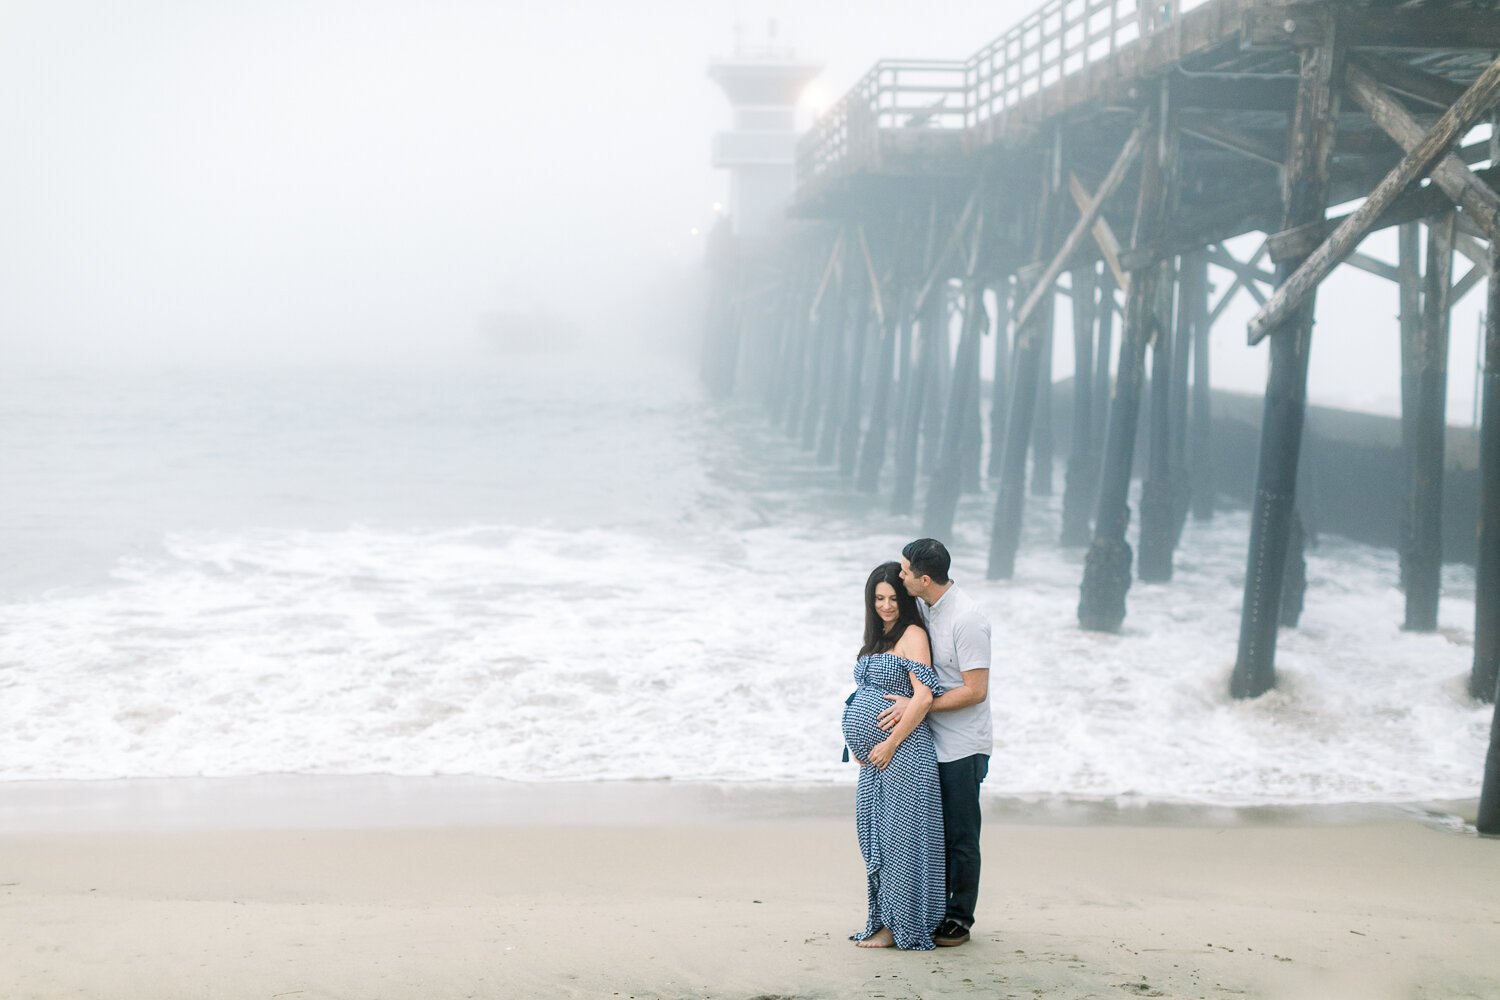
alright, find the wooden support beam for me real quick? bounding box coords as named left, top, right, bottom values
left=891, top=285, right=945, bottom=515
left=807, top=231, right=845, bottom=322
left=1405, top=212, right=1456, bottom=632
left=800, top=272, right=838, bottom=449
left=1249, top=52, right=1500, bottom=345
left=1067, top=172, right=1130, bottom=293
left=1207, top=239, right=1271, bottom=325
left=1061, top=263, right=1099, bottom=546
left=990, top=128, right=1063, bottom=579
left=1345, top=250, right=1401, bottom=284
left=1205, top=243, right=1274, bottom=298
left=1120, top=140, right=1488, bottom=274
left=1268, top=163, right=1500, bottom=264
left=762, top=276, right=793, bottom=419
left=836, top=236, right=875, bottom=477
left=1345, top=57, right=1500, bottom=243
left=766, top=244, right=819, bottom=421
left=1179, top=118, right=1284, bottom=170
left=1092, top=265, right=1116, bottom=465
left=1350, top=10, right=1500, bottom=50
left=1455, top=231, right=1493, bottom=278
left=1030, top=302, right=1056, bottom=498
left=1354, top=53, right=1467, bottom=112
left=1169, top=253, right=1196, bottom=542
left=1453, top=263, right=1486, bottom=306
left=924, top=279, right=988, bottom=540
left=1231, top=29, right=1343, bottom=699
left=1242, top=4, right=1330, bottom=48
left=1206, top=278, right=1244, bottom=328
left=776, top=251, right=822, bottom=435
left=857, top=210, right=929, bottom=494
left=858, top=225, right=887, bottom=329
left=1015, top=122, right=1147, bottom=333
left=802, top=229, right=851, bottom=450
left=921, top=284, right=954, bottom=476
left=912, top=187, right=982, bottom=315
left=1245, top=4, right=1500, bottom=50
left=1474, top=120, right=1500, bottom=834
left=1170, top=74, right=1299, bottom=113
left=1188, top=250, right=1214, bottom=522
left=1122, top=202, right=1268, bottom=273
left=987, top=280, right=1013, bottom=482
left=1120, top=140, right=1430, bottom=269
left=855, top=299, right=903, bottom=493
left=889, top=199, right=942, bottom=475
left=924, top=206, right=991, bottom=537
left=1481, top=653, right=1500, bottom=828
left=1397, top=223, right=1422, bottom=595
left=959, top=205, right=990, bottom=497
left=1139, top=254, right=1181, bottom=583
left=1079, top=80, right=1177, bottom=628
left=817, top=231, right=858, bottom=463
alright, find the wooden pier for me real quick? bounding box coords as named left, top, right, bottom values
left=703, top=0, right=1500, bottom=831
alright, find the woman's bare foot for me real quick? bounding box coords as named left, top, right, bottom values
left=856, top=927, right=895, bottom=949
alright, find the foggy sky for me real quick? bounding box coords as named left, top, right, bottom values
left=0, top=1, right=1021, bottom=370
left=0, top=1, right=1487, bottom=419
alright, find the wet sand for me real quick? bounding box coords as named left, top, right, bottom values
left=1, top=778, right=1496, bottom=999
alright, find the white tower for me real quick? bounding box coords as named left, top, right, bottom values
left=708, top=23, right=822, bottom=241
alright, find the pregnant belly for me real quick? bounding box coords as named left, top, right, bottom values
left=841, top=688, right=892, bottom=761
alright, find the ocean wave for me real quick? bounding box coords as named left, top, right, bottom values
left=0, top=502, right=1489, bottom=806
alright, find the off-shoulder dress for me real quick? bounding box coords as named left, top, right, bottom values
left=840, top=651, right=947, bottom=950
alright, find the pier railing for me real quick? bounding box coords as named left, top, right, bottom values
left=795, top=59, right=968, bottom=186
left=797, top=0, right=1216, bottom=188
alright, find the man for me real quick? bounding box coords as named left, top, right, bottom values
left=879, top=537, right=992, bottom=947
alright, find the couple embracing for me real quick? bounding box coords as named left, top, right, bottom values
left=842, top=537, right=992, bottom=951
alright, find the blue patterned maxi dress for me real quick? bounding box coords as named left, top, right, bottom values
left=841, top=652, right=947, bottom=950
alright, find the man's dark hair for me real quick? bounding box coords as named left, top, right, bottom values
left=902, top=538, right=951, bottom=584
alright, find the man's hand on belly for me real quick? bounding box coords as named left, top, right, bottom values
left=876, top=695, right=910, bottom=731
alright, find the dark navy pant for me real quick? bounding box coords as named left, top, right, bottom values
left=937, top=753, right=989, bottom=929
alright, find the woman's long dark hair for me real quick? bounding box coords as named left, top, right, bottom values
left=859, top=561, right=928, bottom=657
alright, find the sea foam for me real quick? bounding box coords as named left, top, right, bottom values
left=0, top=366, right=1490, bottom=804
left=0, top=495, right=1488, bottom=805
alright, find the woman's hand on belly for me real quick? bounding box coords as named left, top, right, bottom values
left=867, top=737, right=896, bottom=770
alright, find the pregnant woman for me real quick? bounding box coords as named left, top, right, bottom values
left=841, top=561, right=946, bottom=950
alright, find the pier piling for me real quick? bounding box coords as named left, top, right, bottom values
left=708, top=0, right=1500, bottom=799
left=990, top=140, right=1061, bottom=579
left=1140, top=254, right=1179, bottom=583
left=1061, top=263, right=1099, bottom=546
left=1231, top=33, right=1342, bottom=699
left=1405, top=211, right=1456, bottom=631
left=1186, top=250, right=1214, bottom=521
left=987, top=281, right=1013, bottom=482
left=1081, top=87, right=1174, bottom=628
left=925, top=278, right=988, bottom=540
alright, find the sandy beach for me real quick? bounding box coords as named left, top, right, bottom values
left=0, top=779, right=1496, bottom=1000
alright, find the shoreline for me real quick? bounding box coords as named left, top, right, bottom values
left=0, top=773, right=1482, bottom=834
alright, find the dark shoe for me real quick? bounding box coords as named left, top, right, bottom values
left=933, top=919, right=970, bottom=947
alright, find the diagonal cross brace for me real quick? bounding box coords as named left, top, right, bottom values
left=912, top=186, right=983, bottom=315
left=1067, top=172, right=1130, bottom=294
left=1013, top=118, right=1148, bottom=333
left=1247, top=51, right=1500, bottom=345
left=857, top=224, right=886, bottom=330
left=1345, top=55, right=1500, bottom=242
left=807, top=229, right=846, bottom=323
